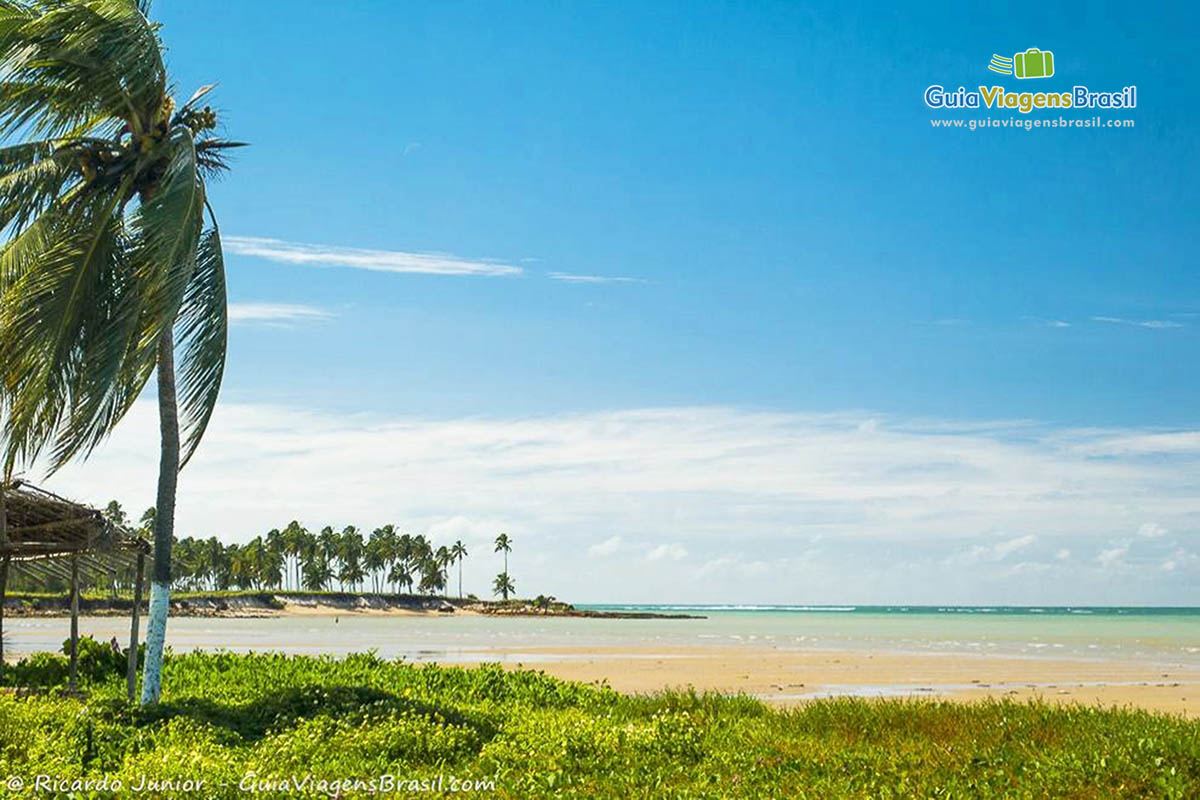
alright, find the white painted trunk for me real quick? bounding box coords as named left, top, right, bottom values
left=139, top=581, right=170, bottom=703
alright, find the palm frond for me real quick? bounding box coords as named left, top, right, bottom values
left=49, top=218, right=158, bottom=469
left=0, top=1, right=165, bottom=139
left=174, top=225, right=225, bottom=465
left=0, top=186, right=127, bottom=471
left=0, top=141, right=77, bottom=233
left=194, top=138, right=246, bottom=179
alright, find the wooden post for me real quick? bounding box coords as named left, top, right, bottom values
left=127, top=552, right=145, bottom=702
left=0, top=557, right=8, bottom=668
left=0, top=482, right=7, bottom=668
left=68, top=554, right=79, bottom=692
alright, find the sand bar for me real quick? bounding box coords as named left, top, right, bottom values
left=497, top=645, right=1200, bottom=717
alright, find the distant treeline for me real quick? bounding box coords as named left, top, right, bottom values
left=11, top=501, right=489, bottom=598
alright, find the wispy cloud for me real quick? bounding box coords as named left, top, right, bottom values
left=548, top=272, right=646, bottom=285
left=645, top=543, right=688, bottom=562
left=227, top=303, right=334, bottom=325
left=588, top=536, right=623, bottom=557
left=1136, top=522, right=1166, bottom=539
left=1091, top=316, right=1184, bottom=330
left=1096, top=541, right=1130, bottom=569
left=225, top=236, right=522, bottom=277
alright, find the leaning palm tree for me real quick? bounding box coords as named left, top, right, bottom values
left=0, top=1, right=241, bottom=703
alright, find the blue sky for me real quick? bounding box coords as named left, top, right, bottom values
left=56, top=1, right=1200, bottom=604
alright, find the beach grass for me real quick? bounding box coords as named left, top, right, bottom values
left=1, top=644, right=1197, bottom=798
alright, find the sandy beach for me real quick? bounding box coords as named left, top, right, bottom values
left=498, top=645, right=1199, bottom=717
left=8, top=607, right=1196, bottom=717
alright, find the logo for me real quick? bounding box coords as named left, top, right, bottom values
left=923, top=45, right=1136, bottom=115
left=989, top=48, right=1055, bottom=79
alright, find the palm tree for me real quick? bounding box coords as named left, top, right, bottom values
left=494, top=533, right=512, bottom=578
left=264, top=528, right=285, bottom=588
left=281, top=521, right=306, bottom=591
left=492, top=572, right=515, bottom=601
left=0, top=1, right=241, bottom=704
left=301, top=555, right=333, bottom=591
left=364, top=529, right=386, bottom=594
left=204, top=536, right=225, bottom=591
left=138, top=507, right=156, bottom=537
left=387, top=560, right=413, bottom=594
left=103, top=500, right=129, bottom=529
left=338, top=526, right=365, bottom=592
left=316, top=526, right=341, bottom=588
left=450, top=540, right=467, bottom=598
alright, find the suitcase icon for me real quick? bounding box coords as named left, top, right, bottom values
left=1013, top=48, right=1054, bottom=79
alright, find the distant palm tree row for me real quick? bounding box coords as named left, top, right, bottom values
left=74, top=502, right=519, bottom=600
left=170, top=522, right=463, bottom=595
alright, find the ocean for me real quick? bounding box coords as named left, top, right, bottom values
left=6, top=605, right=1198, bottom=667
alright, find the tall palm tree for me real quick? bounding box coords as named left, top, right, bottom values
left=0, top=1, right=240, bottom=704
left=450, top=540, right=467, bottom=598
left=494, top=533, right=512, bottom=576
left=264, top=528, right=285, bottom=589
left=364, top=529, right=386, bottom=594
left=281, top=521, right=305, bottom=591
left=317, top=525, right=340, bottom=588
left=338, top=525, right=364, bottom=592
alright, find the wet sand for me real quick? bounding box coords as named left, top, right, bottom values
left=499, top=645, right=1199, bottom=717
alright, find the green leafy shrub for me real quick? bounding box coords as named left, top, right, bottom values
left=2, top=650, right=69, bottom=688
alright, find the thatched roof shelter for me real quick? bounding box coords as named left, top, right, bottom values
left=0, top=479, right=150, bottom=698
left=0, top=479, right=149, bottom=578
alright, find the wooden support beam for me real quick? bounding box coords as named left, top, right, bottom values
left=1, top=482, right=7, bottom=668
left=0, top=515, right=99, bottom=537
left=68, top=554, right=79, bottom=692
left=0, top=542, right=91, bottom=556
left=0, top=557, right=8, bottom=667
left=127, top=552, right=145, bottom=703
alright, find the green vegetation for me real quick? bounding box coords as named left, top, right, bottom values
left=0, top=643, right=1196, bottom=798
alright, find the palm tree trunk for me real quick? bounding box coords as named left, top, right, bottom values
left=140, top=330, right=180, bottom=705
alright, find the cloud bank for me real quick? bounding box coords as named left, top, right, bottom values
left=42, top=405, right=1200, bottom=605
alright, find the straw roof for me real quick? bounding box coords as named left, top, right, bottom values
left=0, top=479, right=149, bottom=583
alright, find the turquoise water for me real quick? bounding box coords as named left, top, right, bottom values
left=583, top=605, right=1200, bottom=617
left=579, top=605, right=1200, bottom=666
left=7, top=606, right=1199, bottom=667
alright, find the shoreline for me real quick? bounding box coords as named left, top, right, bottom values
left=1, top=592, right=706, bottom=620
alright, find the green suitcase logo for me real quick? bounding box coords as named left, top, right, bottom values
left=1013, top=48, right=1054, bottom=79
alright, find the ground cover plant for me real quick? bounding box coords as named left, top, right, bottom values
left=0, top=641, right=1196, bottom=798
